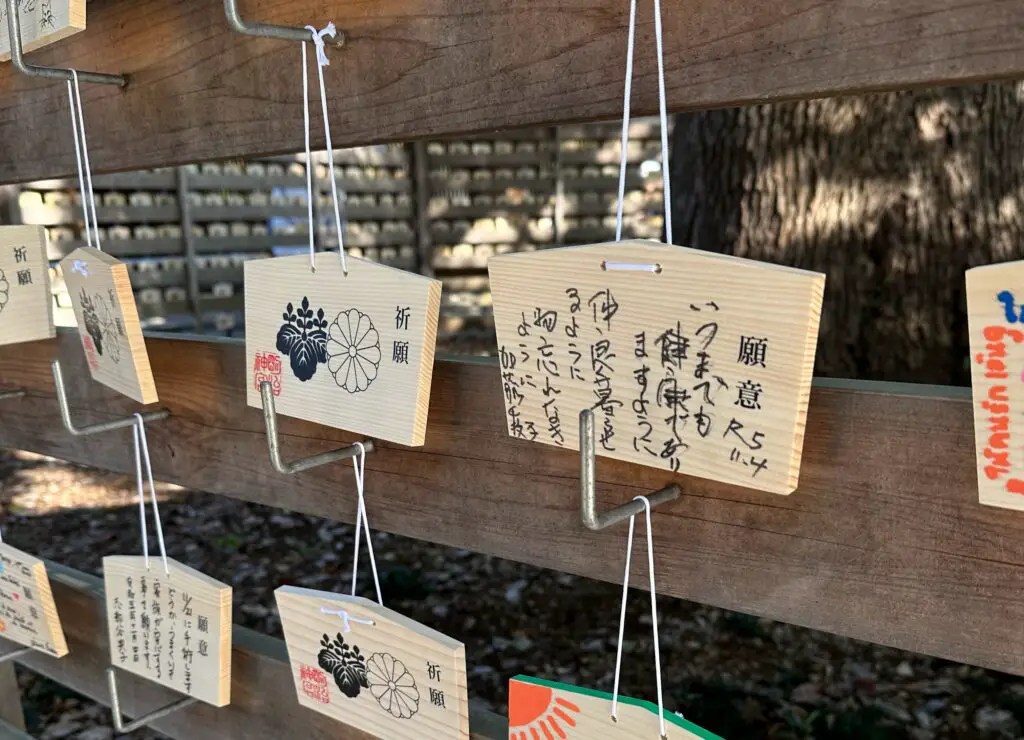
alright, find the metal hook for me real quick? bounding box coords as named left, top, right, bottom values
left=5, top=0, right=127, bottom=86
left=580, top=409, right=680, bottom=530
left=0, top=389, right=26, bottom=401
left=260, top=381, right=373, bottom=474
left=52, top=359, right=168, bottom=436
left=224, top=0, right=345, bottom=46
left=106, top=667, right=198, bottom=734
left=0, top=647, right=31, bottom=664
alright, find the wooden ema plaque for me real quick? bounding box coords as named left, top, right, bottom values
left=0, top=226, right=54, bottom=347
left=244, top=253, right=441, bottom=446
left=0, top=543, right=67, bottom=657
left=60, top=247, right=157, bottom=404
left=103, top=557, right=232, bottom=706
left=488, top=241, right=825, bottom=494
left=508, top=676, right=722, bottom=740
left=276, top=586, right=469, bottom=739
left=0, top=0, right=85, bottom=61
left=965, top=260, right=1024, bottom=509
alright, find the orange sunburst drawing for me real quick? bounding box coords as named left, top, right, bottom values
left=509, top=680, right=582, bottom=740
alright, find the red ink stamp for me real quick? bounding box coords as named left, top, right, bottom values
left=82, top=335, right=100, bottom=371
left=300, top=664, right=329, bottom=704
left=254, top=352, right=283, bottom=396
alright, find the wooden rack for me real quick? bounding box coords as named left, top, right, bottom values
left=0, top=0, right=1022, bottom=735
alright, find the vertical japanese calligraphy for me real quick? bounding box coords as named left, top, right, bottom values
left=244, top=253, right=441, bottom=446
left=60, top=247, right=157, bottom=404
left=275, top=586, right=469, bottom=739
left=509, top=676, right=723, bottom=740
left=103, top=557, right=231, bottom=707
left=489, top=241, right=826, bottom=494
left=0, top=543, right=67, bottom=657
left=966, top=261, right=1024, bottom=509
left=0, top=226, right=55, bottom=348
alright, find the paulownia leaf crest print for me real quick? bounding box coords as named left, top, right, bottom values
left=276, top=297, right=328, bottom=381
left=317, top=632, right=369, bottom=699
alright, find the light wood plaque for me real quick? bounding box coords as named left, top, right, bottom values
left=103, top=556, right=232, bottom=707
left=276, top=585, right=469, bottom=739
left=0, top=0, right=85, bottom=61
left=509, top=676, right=722, bottom=739
left=244, top=252, right=441, bottom=446
left=0, top=542, right=67, bottom=657
left=59, top=247, right=157, bottom=404
left=965, top=260, right=1024, bottom=509
left=0, top=226, right=54, bottom=347
left=488, top=241, right=825, bottom=494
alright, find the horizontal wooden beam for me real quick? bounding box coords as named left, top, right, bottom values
left=0, top=332, right=1017, bottom=678
left=6, top=563, right=505, bottom=739
left=0, top=0, right=1022, bottom=182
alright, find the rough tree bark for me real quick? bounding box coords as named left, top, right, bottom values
left=670, top=82, right=1024, bottom=385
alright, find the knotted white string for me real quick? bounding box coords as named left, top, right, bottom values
left=611, top=495, right=666, bottom=737
left=301, top=23, right=347, bottom=274
left=66, top=71, right=101, bottom=251
left=349, top=443, right=383, bottom=605
left=319, top=606, right=374, bottom=633
left=133, top=414, right=169, bottom=575
left=615, top=0, right=673, bottom=245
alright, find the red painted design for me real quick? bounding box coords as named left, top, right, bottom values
left=82, top=335, right=100, bottom=371
left=254, top=352, right=283, bottom=396
left=300, top=664, right=330, bottom=704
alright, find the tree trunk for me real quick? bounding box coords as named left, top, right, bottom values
left=670, top=82, right=1024, bottom=385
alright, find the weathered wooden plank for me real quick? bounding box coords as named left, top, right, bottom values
left=0, top=667, right=25, bottom=733
left=4, top=563, right=505, bottom=740
left=0, top=0, right=1023, bottom=183
left=0, top=332, right=1016, bottom=679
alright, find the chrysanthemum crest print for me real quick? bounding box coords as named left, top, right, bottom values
left=326, top=308, right=382, bottom=393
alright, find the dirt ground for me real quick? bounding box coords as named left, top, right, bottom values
left=1, top=450, right=1022, bottom=740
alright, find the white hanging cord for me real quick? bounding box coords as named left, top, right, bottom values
left=349, top=442, right=383, bottom=605
left=319, top=606, right=374, bottom=633
left=133, top=414, right=169, bottom=575
left=66, top=77, right=92, bottom=249
left=302, top=23, right=347, bottom=275
left=68, top=70, right=102, bottom=251
left=614, top=0, right=673, bottom=245
left=611, top=495, right=666, bottom=737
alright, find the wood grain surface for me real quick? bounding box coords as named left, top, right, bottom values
left=0, top=0, right=1022, bottom=183
left=0, top=227, right=54, bottom=348
left=276, top=586, right=469, bottom=738
left=489, top=241, right=824, bottom=493
left=3, top=563, right=505, bottom=740
left=0, top=332, right=1018, bottom=677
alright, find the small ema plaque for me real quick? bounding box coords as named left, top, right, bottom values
left=244, top=253, right=441, bottom=446
left=276, top=586, right=469, bottom=739
left=0, top=226, right=55, bottom=347
left=60, top=247, right=157, bottom=404
left=103, top=557, right=231, bottom=706
left=0, top=0, right=85, bottom=61
left=966, top=261, right=1024, bottom=509
left=508, top=676, right=722, bottom=739
left=489, top=241, right=825, bottom=494
left=0, top=542, right=67, bottom=657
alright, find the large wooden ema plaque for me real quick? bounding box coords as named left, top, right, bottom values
left=0, top=226, right=54, bottom=347
left=60, top=247, right=157, bottom=404
left=244, top=253, right=441, bottom=446
left=0, top=0, right=85, bottom=61
left=966, top=260, right=1024, bottom=509
left=0, top=543, right=67, bottom=657
left=509, top=676, right=723, bottom=740
left=276, top=586, right=469, bottom=739
left=488, top=241, right=826, bottom=494
left=103, top=557, right=232, bottom=706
